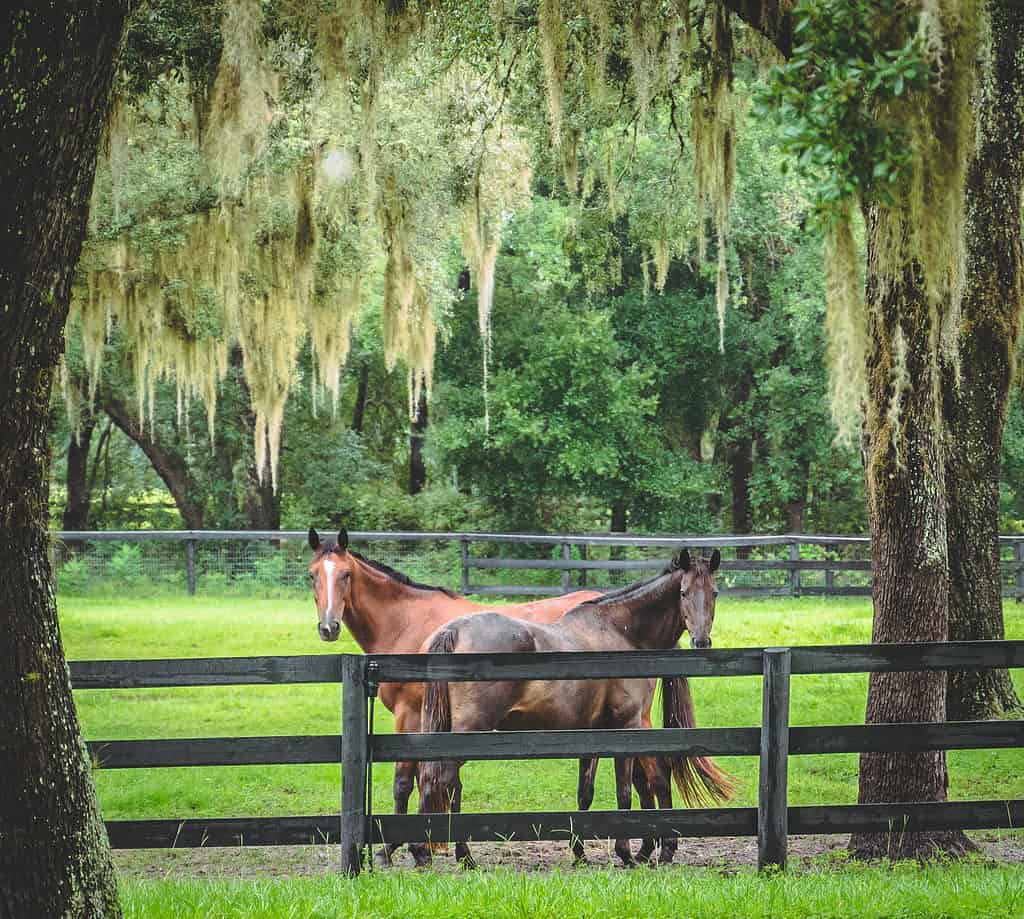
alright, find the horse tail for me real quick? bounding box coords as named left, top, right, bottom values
left=662, top=676, right=736, bottom=806
left=420, top=625, right=458, bottom=815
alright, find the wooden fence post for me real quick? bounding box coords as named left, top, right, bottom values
left=460, top=539, right=470, bottom=595
left=758, top=647, right=791, bottom=871
left=186, top=538, right=197, bottom=596
left=788, top=541, right=801, bottom=598
left=341, top=654, right=368, bottom=875
left=579, top=543, right=588, bottom=587
left=560, top=542, right=571, bottom=593
left=824, top=542, right=834, bottom=595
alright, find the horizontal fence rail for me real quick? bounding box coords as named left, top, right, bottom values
left=51, top=529, right=1024, bottom=599
left=71, top=640, right=1024, bottom=874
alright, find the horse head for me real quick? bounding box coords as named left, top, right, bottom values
left=307, top=526, right=353, bottom=642
left=672, top=547, right=720, bottom=649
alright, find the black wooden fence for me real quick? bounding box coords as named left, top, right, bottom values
left=71, top=640, right=1024, bottom=874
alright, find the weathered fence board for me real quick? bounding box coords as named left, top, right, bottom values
left=83, top=719, right=1023, bottom=770
left=789, top=800, right=1024, bottom=835
left=789, top=720, right=1024, bottom=755
left=68, top=641, right=1024, bottom=689
left=102, top=799, right=1024, bottom=850
left=86, top=735, right=342, bottom=768
left=70, top=655, right=341, bottom=688
left=372, top=727, right=762, bottom=762
left=105, top=815, right=340, bottom=849
left=370, top=807, right=759, bottom=845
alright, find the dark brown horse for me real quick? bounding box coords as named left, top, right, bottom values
left=417, top=549, right=734, bottom=867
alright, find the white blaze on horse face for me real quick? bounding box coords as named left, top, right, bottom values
left=323, top=558, right=337, bottom=619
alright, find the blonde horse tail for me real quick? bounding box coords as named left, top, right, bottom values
left=420, top=626, right=458, bottom=814
left=662, top=676, right=736, bottom=806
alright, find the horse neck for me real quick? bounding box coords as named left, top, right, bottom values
left=597, top=571, right=683, bottom=650
left=342, top=555, right=421, bottom=654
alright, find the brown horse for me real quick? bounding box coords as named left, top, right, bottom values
left=417, top=549, right=734, bottom=868
left=306, top=527, right=689, bottom=867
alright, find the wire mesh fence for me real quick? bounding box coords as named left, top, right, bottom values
left=50, top=530, right=1024, bottom=600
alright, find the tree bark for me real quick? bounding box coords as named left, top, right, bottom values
left=0, top=4, right=128, bottom=917
left=409, top=389, right=428, bottom=495
left=849, top=212, right=973, bottom=861
left=723, top=370, right=755, bottom=558
left=61, top=409, right=99, bottom=560
left=95, top=383, right=207, bottom=530
left=943, top=0, right=1024, bottom=721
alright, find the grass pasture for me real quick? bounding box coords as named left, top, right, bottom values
left=61, top=592, right=1024, bottom=917
left=117, top=863, right=1024, bottom=919
left=64, top=593, right=1024, bottom=821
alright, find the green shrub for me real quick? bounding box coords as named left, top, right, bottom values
left=57, top=557, right=92, bottom=594
left=107, top=544, right=144, bottom=587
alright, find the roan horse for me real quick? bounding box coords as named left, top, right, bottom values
left=417, top=549, right=734, bottom=867
left=307, top=527, right=711, bottom=866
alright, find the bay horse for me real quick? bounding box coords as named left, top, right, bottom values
left=417, top=549, right=734, bottom=868
left=307, top=527, right=700, bottom=866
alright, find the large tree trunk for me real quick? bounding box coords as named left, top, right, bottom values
left=60, top=409, right=100, bottom=561
left=409, top=389, right=428, bottom=495
left=849, top=212, right=973, bottom=860
left=944, top=0, right=1024, bottom=721
left=723, top=370, right=754, bottom=557
left=0, top=4, right=128, bottom=917
left=96, top=383, right=207, bottom=530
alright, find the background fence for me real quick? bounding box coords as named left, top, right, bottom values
left=53, top=530, right=1024, bottom=599
left=70, top=640, right=1024, bottom=874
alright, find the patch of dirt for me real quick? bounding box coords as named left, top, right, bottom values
left=113, top=831, right=1024, bottom=879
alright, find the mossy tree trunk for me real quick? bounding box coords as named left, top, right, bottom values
left=95, top=382, right=207, bottom=530
left=61, top=408, right=99, bottom=559
left=409, top=389, right=428, bottom=495
left=0, top=3, right=129, bottom=917
left=849, top=213, right=973, bottom=860
left=943, top=0, right=1024, bottom=722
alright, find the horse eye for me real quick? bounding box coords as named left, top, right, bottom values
left=713, top=589, right=720, bottom=598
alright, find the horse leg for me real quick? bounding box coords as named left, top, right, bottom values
left=374, top=701, right=422, bottom=868
left=573, top=756, right=599, bottom=864
left=613, top=756, right=636, bottom=867
left=452, top=775, right=477, bottom=869
left=373, top=759, right=416, bottom=868
left=650, top=757, right=678, bottom=865
left=412, top=757, right=461, bottom=867
left=633, top=757, right=660, bottom=865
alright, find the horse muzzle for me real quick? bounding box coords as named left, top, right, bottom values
left=690, top=636, right=712, bottom=650
left=318, top=618, right=341, bottom=642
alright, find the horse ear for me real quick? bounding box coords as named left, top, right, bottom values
left=674, top=548, right=692, bottom=571
left=308, top=528, right=320, bottom=551
left=337, top=526, right=349, bottom=551
left=709, top=549, right=721, bottom=572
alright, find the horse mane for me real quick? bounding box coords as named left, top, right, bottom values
left=584, top=555, right=714, bottom=607
left=314, top=541, right=457, bottom=597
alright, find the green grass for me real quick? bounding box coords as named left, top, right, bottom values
left=62, top=594, right=1024, bottom=822
left=117, top=863, right=1024, bottom=918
